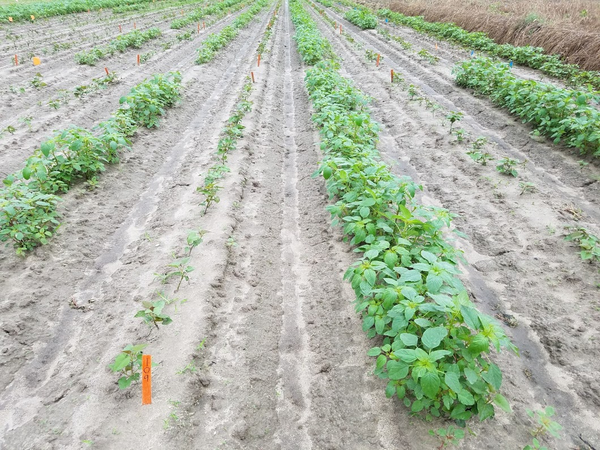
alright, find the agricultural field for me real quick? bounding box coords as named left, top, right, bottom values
left=0, top=0, right=599, bottom=449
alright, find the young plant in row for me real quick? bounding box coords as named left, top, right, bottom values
left=344, top=7, right=378, bottom=30
left=195, top=0, right=270, bottom=64
left=75, top=28, right=162, bottom=66
left=170, top=0, right=245, bottom=29
left=108, top=343, right=148, bottom=389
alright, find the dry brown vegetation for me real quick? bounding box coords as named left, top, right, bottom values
left=364, top=0, right=600, bottom=71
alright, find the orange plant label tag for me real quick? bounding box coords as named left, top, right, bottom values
left=32, top=57, right=41, bottom=66
left=30, top=15, right=35, bottom=20
left=8, top=17, right=13, bottom=22
left=142, top=355, right=152, bottom=405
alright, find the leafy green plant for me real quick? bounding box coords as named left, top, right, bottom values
left=445, top=111, right=463, bottom=131
left=156, top=257, right=194, bottom=291
left=365, top=49, right=383, bottom=63
left=429, top=425, right=465, bottom=448
left=451, top=128, right=466, bottom=143
left=519, top=181, right=536, bottom=195
left=418, top=48, right=439, bottom=64
left=345, top=8, right=378, bottom=29
left=496, top=157, right=521, bottom=177
left=564, top=227, right=600, bottom=263
left=30, top=72, right=46, bottom=90
left=471, top=136, right=489, bottom=150
left=466, top=150, right=493, bottom=165
left=75, top=28, right=161, bottom=66
left=523, top=406, right=562, bottom=450
left=108, top=343, right=147, bottom=389
left=135, top=300, right=173, bottom=329
left=185, top=229, right=206, bottom=256
left=4, top=125, right=16, bottom=135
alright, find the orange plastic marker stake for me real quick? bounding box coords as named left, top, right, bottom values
left=30, top=15, right=35, bottom=21
left=142, top=355, right=152, bottom=405
left=133, top=22, right=136, bottom=29
left=435, top=42, right=438, bottom=50
left=197, top=23, right=200, bottom=33
left=14, top=54, right=18, bottom=66
left=251, top=71, right=255, bottom=83
left=137, top=54, right=140, bottom=65
left=203, top=21, right=206, bottom=29
left=257, top=54, right=261, bottom=67
left=376, top=53, right=380, bottom=67
left=119, top=24, right=122, bottom=33
left=391, top=69, right=394, bottom=83
left=340, top=25, right=342, bottom=34
left=104, top=67, right=109, bottom=75
left=32, top=56, right=41, bottom=66
left=8, top=17, right=13, bottom=22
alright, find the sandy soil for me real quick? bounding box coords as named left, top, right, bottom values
left=0, top=1, right=599, bottom=449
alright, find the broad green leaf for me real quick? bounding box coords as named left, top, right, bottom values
left=482, top=363, right=502, bottom=390
left=468, top=333, right=489, bottom=355
left=421, top=326, right=448, bottom=349
left=421, top=372, right=440, bottom=398
left=367, top=347, right=381, bottom=356
left=400, top=270, right=422, bottom=283
left=421, top=250, right=437, bottom=264
left=395, top=349, right=417, bottom=363
left=376, top=354, right=387, bottom=369
left=445, top=372, right=462, bottom=393
left=493, top=393, right=511, bottom=413
left=457, top=389, right=475, bottom=406
left=400, top=333, right=418, bottom=347
left=463, top=367, right=479, bottom=384
left=387, top=360, right=409, bottom=380
left=364, top=268, right=376, bottom=286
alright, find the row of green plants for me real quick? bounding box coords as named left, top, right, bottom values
left=0, top=72, right=182, bottom=255
left=111, top=0, right=202, bottom=15
left=75, top=27, right=161, bottom=65
left=195, top=0, right=270, bottom=64
left=291, top=0, right=516, bottom=425
left=110, top=2, right=281, bottom=392
left=344, top=7, right=377, bottom=30
left=371, top=7, right=600, bottom=91
left=1, top=0, right=153, bottom=22
left=170, top=0, right=244, bottom=29
left=454, top=57, right=600, bottom=157
left=292, top=0, right=334, bottom=65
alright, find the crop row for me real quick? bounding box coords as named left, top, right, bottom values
left=368, top=7, right=600, bottom=91
left=111, top=2, right=281, bottom=392
left=0, top=72, right=182, bottom=255
left=1, top=0, right=154, bottom=22
left=343, top=7, right=377, bottom=30
left=75, top=27, right=161, bottom=66
left=170, top=0, right=245, bottom=29
left=454, top=57, right=600, bottom=157
left=196, top=0, right=270, bottom=64
left=291, top=0, right=516, bottom=423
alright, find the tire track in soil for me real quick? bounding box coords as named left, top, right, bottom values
left=0, top=7, right=279, bottom=448
left=307, top=4, right=600, bottom=449
left=0, top=7, right=251, bottom=176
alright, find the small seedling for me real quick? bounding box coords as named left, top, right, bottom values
left=135, top=300, right=173, bottom=329
left=196, top=338, right=206, bottom=351
left=446, top=111, right=463, bottom=131
left=564, top=226, right=600, bottom=263
left=429, top=425, right=465, bottom=449
left=185, top=229, right=206, bottom=256
left=471, top=136, right=489, bottom=150
left=466, top=150, right=493, bottom=165
left=176, top=361, right=197, bottom=375
left=519, top=181, right=536, bottom=195
left=108, top=343, right=147, bottom=389
left=4, top=125, right=16, bottom=134
left=30, top=72, right=46, bottom=89
left=19, top=116, right=33, bottom=130
left=417, top=48, right=439, bottom=64
left=496, top=157, right=521, bottom=177
left=451, top=128, right=466, bottom=143
left=155, top=257, right=194, bottom=291
left=48, top=99, right=61, bottom=110
left=197, top=182, right=221, bottom=214
left=523, top=406, right=562, bottom=450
